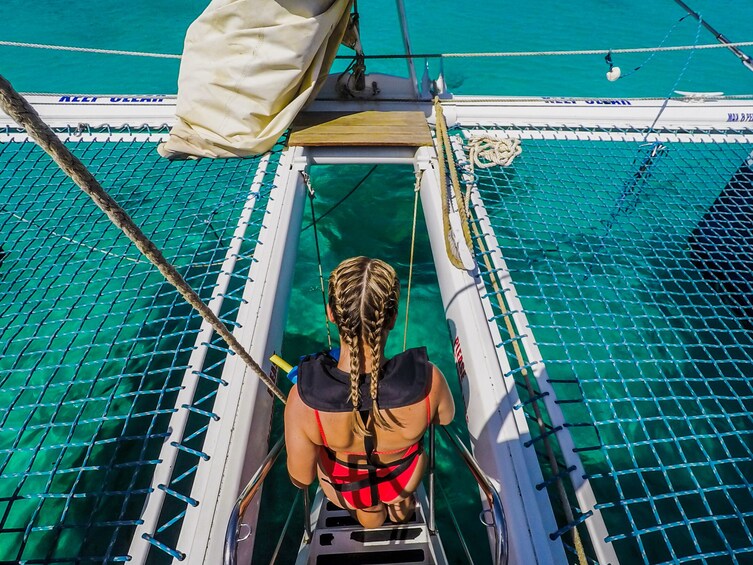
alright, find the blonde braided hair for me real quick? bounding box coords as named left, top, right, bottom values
left=328, top=257, right=400, bottom=437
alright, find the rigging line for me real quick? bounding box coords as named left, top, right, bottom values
left=4, top=39, right=753, bottom=61
left=403, top=170, right=423, bottom=351
left=0, top=40, right=182, bottom=59
left=269, top=489, right=301, bottom=565
left=0, top=73, right=287, bottom=405
left=301, top=165, right=377, bottom=232
left=616, top=14, right=691, bottom=80
left=302, top=171, right=332, bottom=349
left=671, top=0, right=753, bottom=71
left=337, top=42, right=753, bottom=59
left=436, top=479, right=476, bottom=564
left=645, top=12, right=704, bottom=139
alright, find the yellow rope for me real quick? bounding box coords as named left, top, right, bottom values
left=403, top=170, right=423, bottom=350
left=0, top=73, right=287, bottom=405
left=433, top=98, right=473, bottom=269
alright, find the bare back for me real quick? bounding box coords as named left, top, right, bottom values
left=314, top=386, right=432, bottom=463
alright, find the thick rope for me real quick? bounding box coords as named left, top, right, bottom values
left=3, top=39, right=753, bottom=60
left=466, top=136, right=522, bottom=213
left=403, top=170, right=423, bottom=350
left=0, top=40, right=182, bottom=59
left=0, top=74, right=286, bottom=404
left=434, top=97, right=473, bottom=270
left=468, top=137, right=522, bottom=170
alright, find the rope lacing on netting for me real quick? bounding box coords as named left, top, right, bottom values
left=433, top=98, right=590, bottom=564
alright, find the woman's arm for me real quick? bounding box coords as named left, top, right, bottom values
left=430, top=364, right=456, bottom=425
left=284, top=385, right=319, bottom=489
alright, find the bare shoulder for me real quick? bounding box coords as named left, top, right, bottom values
left=427, top=362, right=455, bottom=425
left=284, top=385, right=316, bottom=438
left=427, top=362, right=450, bottom=393
left=285, top=385, right=310, bottom=417
left=283, top=384, right=320, bottom=487
left=285, top=383, right=303, bottom=413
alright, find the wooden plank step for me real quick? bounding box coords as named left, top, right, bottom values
left=288, top=111, right=433, bottom=147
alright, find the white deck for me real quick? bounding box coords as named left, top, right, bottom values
left=4, top=87, right=753, bottom=134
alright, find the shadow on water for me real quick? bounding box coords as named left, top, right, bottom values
left=507, top=232, right=753, bottom=563
left=688, top=155, right=753, bottom=322
left=13, top=243, right=232, bottom=563
left=468, top=141, right=753, bottom=562
left=0, top=204, right=244, bottom=563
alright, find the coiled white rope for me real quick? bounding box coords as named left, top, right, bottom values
left=468, top=136, right=521, bottom=169
left=465, top=137, right=522, bottom=213
left=2, top=39, right=753, bottom=60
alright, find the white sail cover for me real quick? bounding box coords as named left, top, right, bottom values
left=158, top=0, right=353, bottom=159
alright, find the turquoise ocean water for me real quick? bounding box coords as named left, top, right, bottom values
left=2, top=0, right=753, bottom=97
left=2, top=0, right=753, bottom=562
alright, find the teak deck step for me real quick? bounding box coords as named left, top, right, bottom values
left=288, top=111, right=433, bottom=147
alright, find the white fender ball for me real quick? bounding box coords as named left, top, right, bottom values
left=606, top=66, right=622, bottom=81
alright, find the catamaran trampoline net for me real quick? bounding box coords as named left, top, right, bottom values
left=0, top=128, right=279, bottom=563
left=456, top=124, right=753, bottom=564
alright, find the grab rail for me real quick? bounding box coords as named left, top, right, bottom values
left=433, top=426, right=509, bottom=565
left=224, top=427, right=508, bottom=565
left=223, top=436, right=285, bottom=565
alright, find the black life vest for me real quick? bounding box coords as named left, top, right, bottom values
left=297, top=347, right=431, bottom=412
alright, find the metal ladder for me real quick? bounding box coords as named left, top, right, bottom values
left=297, top=485, right=445, bottom=564
left=224, top=426, right=508, bottom=565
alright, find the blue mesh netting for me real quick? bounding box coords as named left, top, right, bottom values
left=0, top=129, right=278, bottom=563
left=459, top=125, right=753, bottom=564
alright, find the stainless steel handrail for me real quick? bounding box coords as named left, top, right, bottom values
left=302, top=484, right=312, bottom=544
left=433, top=426, right=509, bottom=565
left=224, top=427, right=508, bottom=565
left=223, top=436, right=285, bottom=565
left=428, top=424, right=437, bottom=534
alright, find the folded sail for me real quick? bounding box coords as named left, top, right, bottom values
left=159, top=0, right=353, bottom=159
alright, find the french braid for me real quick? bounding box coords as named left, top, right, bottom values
left=363, top=264, right=400, bottom=430
left=328, top=257, right=400, bottom=436
left=330, top=258, right=369, bottom=436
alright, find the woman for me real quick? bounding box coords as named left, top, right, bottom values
left=284, top=256, right=455, bottom=528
